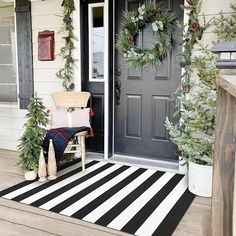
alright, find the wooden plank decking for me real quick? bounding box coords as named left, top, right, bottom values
left=0, top=150, right=211, bottom=236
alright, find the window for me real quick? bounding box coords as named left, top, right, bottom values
left=0, top=4, right=17, bottom=104
left=88, top=3, right=104, bottom=82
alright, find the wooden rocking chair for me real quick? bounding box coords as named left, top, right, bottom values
left=52, top=91, right=91, bottom=172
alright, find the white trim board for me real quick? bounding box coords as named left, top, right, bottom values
left=86, top=152, right=179, bottom=173
left=104, top=0, right=109, bottom=160
left=110, top=154, right=179, bottom=172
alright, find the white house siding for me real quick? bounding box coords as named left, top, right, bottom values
left=0, top=0, right=235, bottom=151
left=199, top=0, right=236, bottom=46
left=31, top=0, right=64, bottom=107
left=0, top=0, right=64, bottom=151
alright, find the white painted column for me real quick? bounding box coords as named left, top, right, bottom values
left=104, top=0, right=109, bottom=159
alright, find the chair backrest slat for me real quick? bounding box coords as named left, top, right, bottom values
left=52, top=92, right=91, bottom=108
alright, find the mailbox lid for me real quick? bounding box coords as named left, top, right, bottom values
left=38, top=36, right=54, bottom=43
left=38, top=30, right=55, bottom=38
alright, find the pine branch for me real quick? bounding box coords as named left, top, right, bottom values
left=56, top=0, right=76, bottom=91
left=17, top=98, right=49, bottom=171
left=165, top=0, right=218, bottom=166
left=213, top=4, right=236, bottom=41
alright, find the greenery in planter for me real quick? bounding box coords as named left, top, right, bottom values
left=17, top=97, right=49, bottom=172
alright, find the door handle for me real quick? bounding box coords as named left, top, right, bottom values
left=115, top=88, right=120, bottom=105
left=115, top=79, right=121, bottom=105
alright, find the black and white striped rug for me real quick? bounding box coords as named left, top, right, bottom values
left=0, top=160, right=194, bottom=236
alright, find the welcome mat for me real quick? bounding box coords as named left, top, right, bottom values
left=0, top=160, right=195, bottom=236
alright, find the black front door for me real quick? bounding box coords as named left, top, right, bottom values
left=114, top=0, right=183, bottom=161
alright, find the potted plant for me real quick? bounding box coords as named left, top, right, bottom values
left=17, top=96, right=49, bottom=180
left=166, top=46, right=218, bottom=197
left=164, top=0, right=216, bottom=197
left=166, top=2, right=236, bottom=197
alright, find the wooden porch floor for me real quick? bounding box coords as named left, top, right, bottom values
left=0, top=149, right=211, bottom=236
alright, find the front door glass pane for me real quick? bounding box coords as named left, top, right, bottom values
left=89, top=4, right=104, bottom=82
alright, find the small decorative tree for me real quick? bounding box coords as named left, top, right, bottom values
left=166, top=46, right=218, bottom=165
left=165, top=2, right=235, bottom=197
left=166, top=2, right=236, bottom=166
left=165, top=0, right=214, bottom=165
left=17, top=97, right=49, bottom=172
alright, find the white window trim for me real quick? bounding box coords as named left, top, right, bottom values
left=0, top=2, right=18, bottom=108
left=14, top=0, right=20, bottom=109
left=104, top=0, right=109, bottom=159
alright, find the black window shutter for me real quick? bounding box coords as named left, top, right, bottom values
left=15, top=0, right=33, bottom=109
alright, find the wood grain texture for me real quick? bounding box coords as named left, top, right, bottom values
left=234, top=149, right=236, bottom=235
left=0, top=219, right=55, bottom=236
left=16, top=0, right=34, bottom=109
left=52, top=92, right=90, bottom=108
left=217, top=75, right=236, bottom=98
left=212, top=83, right=236, bottom=236
left=0, top=149, right=211, bottom=236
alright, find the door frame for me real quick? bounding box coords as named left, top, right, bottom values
left=97, top=0, right=115, bottom=160
left=78, top=0, right=187, bottom=161
left=104, top=0, right=110, bottom=160
left=76, top=0, right=112, bottom=159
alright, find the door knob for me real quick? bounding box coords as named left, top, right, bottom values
left=115, top=88, right=120, bottom=105
left=115, top=79, right=121, bottom=105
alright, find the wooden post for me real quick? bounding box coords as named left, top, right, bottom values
left=233, top=147, right=236, bottom=236
left=211, top=42, right=236, bottom=236
left=80, top=135, right=86, bottom=172
left=38, top=149, right=47, bottom=182
left=47, top=139, right=57, bottom=180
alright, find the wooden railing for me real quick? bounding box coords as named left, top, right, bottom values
left=211, top=75, right=236, bottom=236
left=211, top=41, right=236, bottom=236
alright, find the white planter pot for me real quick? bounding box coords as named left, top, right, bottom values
left=24, top=170, right=37, bottom=181
left=178, top=156, right=188, bottom=174
left=188, top=161, right=213, bottom=197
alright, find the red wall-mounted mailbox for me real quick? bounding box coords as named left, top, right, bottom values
left=38, top=30, right=55, bottom=61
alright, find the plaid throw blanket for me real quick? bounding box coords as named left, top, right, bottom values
left=42, top=127, right=90, bottom=163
